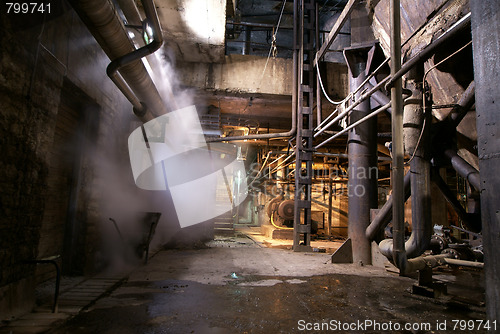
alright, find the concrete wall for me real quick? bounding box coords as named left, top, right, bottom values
left=0, top=8, right=132, bottom=319
left=177, top=55, right=293, bottom=95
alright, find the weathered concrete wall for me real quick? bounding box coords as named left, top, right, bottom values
left=158, top=0, right=227, bottom=63
left=0, top=7, right=132, bottom=319
left=177, top=55, right=293, bottom=95
left=177, top=54, right=348, bottom=117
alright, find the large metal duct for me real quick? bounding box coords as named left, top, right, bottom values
left=68, top=0, right=168, bottom=121
left=344, top=45, right=379, bottom=265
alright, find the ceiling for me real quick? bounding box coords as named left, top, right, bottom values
left=135, top=0, right=373, bottom=150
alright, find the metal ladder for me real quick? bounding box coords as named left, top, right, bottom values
left=293, top=0, right=315, bottom=252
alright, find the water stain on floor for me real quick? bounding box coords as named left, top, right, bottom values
left=49, top=272, right=486, bottom=334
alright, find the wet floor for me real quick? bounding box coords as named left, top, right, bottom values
left=48, top=236, right=487, bottom=334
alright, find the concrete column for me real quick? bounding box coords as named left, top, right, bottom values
left=345, top=47, right=378, bottom=265
left=471, top=0, right=500, bottom=324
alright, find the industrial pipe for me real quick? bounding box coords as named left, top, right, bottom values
left=444, top=258, right=484, bottom=269
left=69, top=0, right=168, bottom=121
left=443, top=149, right=480, bottom=190
left=381, top=11, right=473, bottom=273
left=106, top=0, right=170, bottom=117
left=368, top=78, right=392, bottom=113
left=388, top=0, right=408, bottom=273
left=314, top=76, right=390, bottom=139
left=226, top=20, right=349, bottom=35
left=315, top=102, right=391, bottom=149
left=116, top=0, right=142, bottom=26
left=315, top=2, right=322, bottom=129
left=385, top=12, right=471, bottom=89
left=365, top=171, right=411, bottom=240
left=450, top=80, right=475, bottom=126
left=404, top=68, right=432, bottom=259
left=380, top=67, right=432, bottom=259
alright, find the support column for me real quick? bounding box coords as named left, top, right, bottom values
left=344, top=46, right=378, bottom=264
left=293, top=0, right=315, bottom=252
left=471, top=0, right=500, bottom=323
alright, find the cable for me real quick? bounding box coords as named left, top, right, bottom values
left=256, top=0, right=287, bottom=91
left=316, top=59, right=352, bottom=105
left=406, top=40, right=472, bottom=165
left=270, top=211, right=293, bottom=230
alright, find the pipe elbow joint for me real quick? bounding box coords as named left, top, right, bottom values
left=133, top=102, right=149, bottom=118
left=378, top=239, right=394, bottom=258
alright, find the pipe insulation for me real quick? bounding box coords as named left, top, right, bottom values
left=388, top=0, right=408, bottom=273
left=69, top=0, right=168, bottom=120
left=380, top=68, right=433, bottom=260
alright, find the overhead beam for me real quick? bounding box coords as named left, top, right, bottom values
left=314, top=0, right=359, bottom=67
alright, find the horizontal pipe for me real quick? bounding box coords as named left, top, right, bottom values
left=444, top=258, right=484, bottom=269
left=404, top=254, right=451, bottom=273
left=314, top=76, right=390, bottom=138
left=226, top=20, right=349, bottom=35
left=316, top=102, right=391, bottom=149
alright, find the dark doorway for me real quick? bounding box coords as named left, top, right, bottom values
left=37, top=78, right=99, bottom=279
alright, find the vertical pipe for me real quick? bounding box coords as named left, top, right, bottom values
left=292, top=0, right=298, bottom=141
left=315, top=2, right=322, bottom=128
left=346, top=55, right=377, bottom=265
left=390, top=0, right=407, bottom=272
left=243, top=27, right=251, bottom=55
left=328, top=178, right=333, bottom=236
left=404, top=67, right=432, bottom=258
left=471, top=0, right=500, bottom=323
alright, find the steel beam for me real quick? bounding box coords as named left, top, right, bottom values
left=314, top=0, right=359, bottom=67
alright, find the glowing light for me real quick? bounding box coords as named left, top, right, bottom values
left=181, top=0, right=225, bottom=43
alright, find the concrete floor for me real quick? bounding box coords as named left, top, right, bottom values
left=2, top=230, right=487, bottom=334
